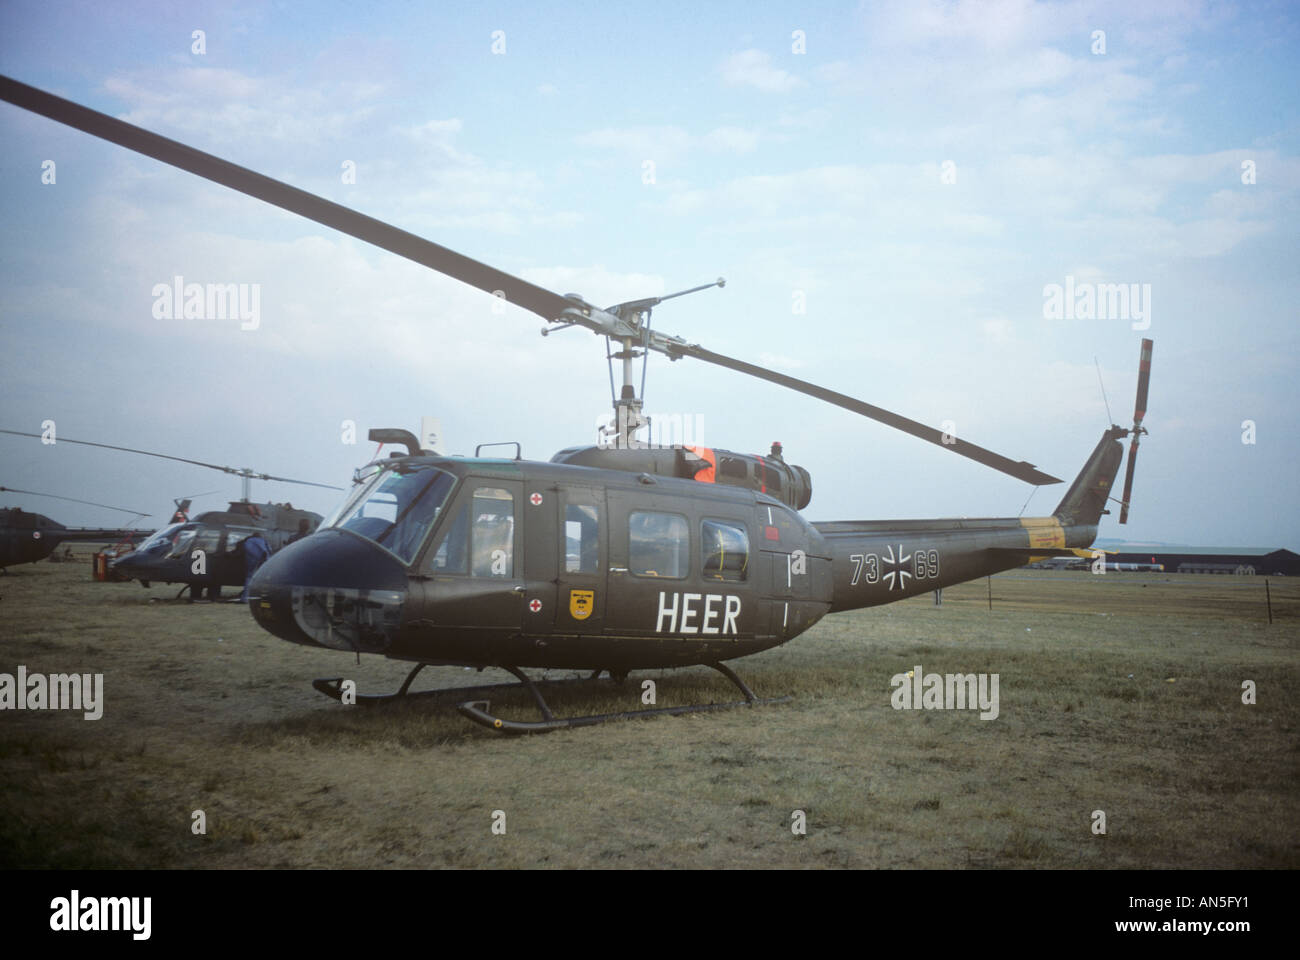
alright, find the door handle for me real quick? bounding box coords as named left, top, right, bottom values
left=512, top=585, right=526, bottom=594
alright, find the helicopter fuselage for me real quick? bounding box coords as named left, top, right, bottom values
left=251, top=455, right=830, bottom=669
left=0, top=508, right=146, bottom=569
left=248, top=431, right=1118, bottom=673
left=109, top=502, right=322, bottom=589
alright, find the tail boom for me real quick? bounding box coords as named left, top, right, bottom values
left=816, top=427, right=1127, bottom=613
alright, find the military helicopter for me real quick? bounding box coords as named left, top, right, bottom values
left=1, top=77, right=1154, bottom=731
left=0, top=488, right=150, bottom=570
left=0, top=428, right=337, bottom=599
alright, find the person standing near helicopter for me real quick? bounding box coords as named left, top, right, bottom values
left=237, top=530, right=271, bottom=602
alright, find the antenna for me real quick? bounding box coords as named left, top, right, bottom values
left=1094, top=357, right=1114, bottom=425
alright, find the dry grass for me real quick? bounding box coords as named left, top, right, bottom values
left=1, top=555, right=1296, bottom=869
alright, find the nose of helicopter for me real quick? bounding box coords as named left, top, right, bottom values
left=247, top=529, right=408, bottom=652
left=108, top=551, right=140, bottom=575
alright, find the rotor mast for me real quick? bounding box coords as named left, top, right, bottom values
left=599, top=279, right=726, bottom=449
left=611, top=338, right=647, bottom=449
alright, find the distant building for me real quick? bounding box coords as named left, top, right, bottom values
left=1106, top=547, right=1299, bottom=576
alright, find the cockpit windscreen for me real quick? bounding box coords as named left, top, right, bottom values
left=330, top=465, right=456, bottom=564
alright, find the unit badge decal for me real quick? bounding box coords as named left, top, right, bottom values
left=569, top=589, right=595, bottom=620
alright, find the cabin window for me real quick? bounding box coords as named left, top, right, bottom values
left=702, top=520, right=749, bottom=581
left=166, top=526, right=198, bottom=559
left=470, top=487, right=515, bottom=577
left=140, top=522, right=188, bottom=556
left=565, top=503, right=599, bottom=574
left=719, top=457, right=748, bottom=481
left=629, top=511, right=688, bottom=578
left=168, top=525, right=220, bottom=559
left=428, top=501, right=469, bottom=574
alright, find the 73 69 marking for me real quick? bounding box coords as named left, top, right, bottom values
left=849, top=546, right=939, bottom=591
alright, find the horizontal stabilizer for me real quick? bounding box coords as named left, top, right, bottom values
left=988, top=546, right=1114, bottom=560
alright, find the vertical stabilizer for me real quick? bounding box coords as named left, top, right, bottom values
left=1053, top=426, right=1126, bottom=527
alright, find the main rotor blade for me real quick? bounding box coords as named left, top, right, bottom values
left=0, top=430, right=342, bottom=491
left=0, top=486, right=150, bottom=516
left=0, top=76, right=574, bottom=321
left=0, top=75, right=1062, bottom=487
left=665, top=343, right=1062, bottom=485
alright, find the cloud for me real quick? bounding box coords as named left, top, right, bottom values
left=519, top=266, right=665, bottom=307
left=758, top=352, right=805, bottom=370
left=702, top=126, right=760, bottom=154
left=982, top=317, right=1015, bottom=343
left=576, top=126, right=693, bottom=162
left=104, top=68, right=261, bottom=104
left=105, top=68, right=379, bottom=149
left=396, top=118, right=472, bottom=163
left=576, top=124, right=762, bottom=163
left=720, top=49, right=804, bottom=93
left=809, top=0, right=1231, bottom=158
left=92, top=66, right=582, bottom=238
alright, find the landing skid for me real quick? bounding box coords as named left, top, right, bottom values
left=311, top=664, right=609, bottom=707
left=311, top=661, right=790, bottom=734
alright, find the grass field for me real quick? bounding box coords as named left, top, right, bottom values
left=1, top=553, right=1296, bottom=869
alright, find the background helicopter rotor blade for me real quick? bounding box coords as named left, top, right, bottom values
left=0, top=76, right=575, bottom=321
left=178, top=490, right=221, bottom=503
left=1118, top=338, right=1153, bottom=524
left=0, top=430, right=343, bottom=491
left=662, top=342, right=1063, bottom=485
left=0, top=486, right=150, bottom=517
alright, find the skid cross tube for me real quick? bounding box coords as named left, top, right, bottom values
left=457, top=661, right=790, bottom=735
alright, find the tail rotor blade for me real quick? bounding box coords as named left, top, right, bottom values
left=1133, top=338, right=1153, bottom=425
left=1119, top=338, right=1153, bottom=524
left=1118, top=436, right=1140, bottom=524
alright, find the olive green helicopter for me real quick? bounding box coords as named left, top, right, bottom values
left=1, top=76, right=1153, bottom=733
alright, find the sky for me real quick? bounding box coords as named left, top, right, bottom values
left=1, top=0, right=1297, bottom=548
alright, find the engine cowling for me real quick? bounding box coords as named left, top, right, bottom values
left=550, top=444, right=812, bottom=510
